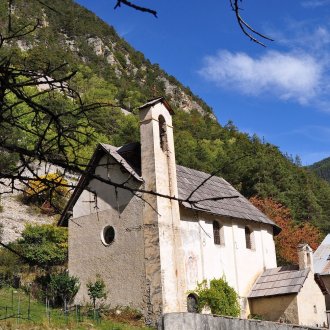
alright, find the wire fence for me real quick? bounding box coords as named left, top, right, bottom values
left=0, top=288, right=101, bottom=326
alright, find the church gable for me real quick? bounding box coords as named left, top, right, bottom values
left=62, top=97, right=282, bottom=325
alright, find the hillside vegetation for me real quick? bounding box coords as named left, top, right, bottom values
left=309, top=157, right=330, bottom=183
left=1, top=0, right=330, bottom=233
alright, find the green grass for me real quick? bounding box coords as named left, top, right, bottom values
left=0, top=287, right=152, bottom=330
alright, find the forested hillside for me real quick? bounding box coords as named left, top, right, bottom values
left=309, top=157, right=330, bottom=183
left=1, top=0, right=330, bottom=234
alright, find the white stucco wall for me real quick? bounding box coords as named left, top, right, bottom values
left=297, top=271, right=327, bottom=327
left=179, top=208, right=277, bottom=317
left=69, top=158, right=146, bottom=311
left=72, top=154, right=138, bottom=218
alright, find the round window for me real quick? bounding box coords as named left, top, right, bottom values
left=101, top=226, right=115, bottom=246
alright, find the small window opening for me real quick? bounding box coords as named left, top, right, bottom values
left=187, top=294, right=198, bottom=313
left=307, top=252, right=311, bottom=267
left=158, top=115, right=167, bottom=151
left=101, top=225, right=115, bottom=246
left=213, top=221, right=220, bottom=245
left=245, top=227, right=252, bottom=249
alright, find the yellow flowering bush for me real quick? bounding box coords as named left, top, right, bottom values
left=23, top=173, right=70, bottom=214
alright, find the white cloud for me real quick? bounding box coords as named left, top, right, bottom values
left=301, top=0, right=330, bottom=8
left=199, top=50, right=323, bottom=105
left=273, top=24, right=330, bottom=50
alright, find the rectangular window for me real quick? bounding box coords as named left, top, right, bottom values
left=213, top=221, right=220, bottom=245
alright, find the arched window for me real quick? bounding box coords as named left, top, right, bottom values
left=158, top=115, right=167, bottom=151
left=245, top=226, right=253, bottom=249
left=187, top=294, right=198, bottom=313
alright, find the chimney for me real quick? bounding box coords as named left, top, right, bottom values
left=297, top=243, right=314, bottom=272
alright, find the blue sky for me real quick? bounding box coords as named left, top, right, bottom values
left=76, top=0, right=330, bottom=165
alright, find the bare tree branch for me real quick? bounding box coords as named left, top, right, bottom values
left=229, top=0, right=274, bottom=47
left=114, top=0, right=158, bottom=18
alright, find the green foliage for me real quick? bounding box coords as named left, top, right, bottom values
left=17, top=224, right=68, bottom=268
left=2, top=0, right=330, bottom=235
left=0, top=286, right=150, bottom=329
left=193, top=278, right=240, bottom=317
left=309, top=157, right=330, bottom=183
left=49, top=272, right=80, bottom=308
left=87, top=275, right=107, bottom=309
left=0, top=247, right=22, bottom=286
left=23, top=173, right=70, bottom=214
left=172, top=110, right=330, bottom=233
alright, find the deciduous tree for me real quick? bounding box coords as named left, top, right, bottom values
left=250, top=197, right=322, bottom=265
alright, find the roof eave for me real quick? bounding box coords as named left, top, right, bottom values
left=179, top=201, right=281, bottom=235
left=138, top=97, right=175, bottom=115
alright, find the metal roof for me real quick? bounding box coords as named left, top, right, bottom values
left=249, top=265, right=309, bottom=299
left=313, top=234, right=330, bottom=275
left=177, top=165, right=280, bottom=234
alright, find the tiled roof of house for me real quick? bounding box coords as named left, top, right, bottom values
left=314, top=234, right=330, bottom=275
left=177, top=165, right=280, bottom=234
left=249, top=265, right=309, bottom=298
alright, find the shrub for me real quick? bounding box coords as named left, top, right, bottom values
left=193, top=278, right=240, bottom=317
left=23, top=172, right=69, bottom=214
left=49, top=272, right=80, bottom=310
left=86, top=275, right=107, bottom=309
left=0, top=247, right=22, bottom=287
left=17, top=224, right=68, bottom=268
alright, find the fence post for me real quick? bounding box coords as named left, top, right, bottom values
left=28, top=291, right=31, bottom=320
left=76, top=304, right=82, bottom=323
left=15, top=290, right=20, bottom=324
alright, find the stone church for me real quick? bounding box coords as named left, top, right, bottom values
left=59, top=97, right=282, bottom=325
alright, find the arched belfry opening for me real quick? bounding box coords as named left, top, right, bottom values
left=158, top=115, right=167, bottom=151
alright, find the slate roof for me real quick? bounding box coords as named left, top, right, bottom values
left=100, top=143, right=143, bottom=181
left=177, top=165, right=280, bottom=234
left=58, top=141, right=281, bottom=234
left=314, top=234, right=330, bottom=275
left=138, top=97, right=174, bottom=115
left=249, top=265, right=309, bottom=298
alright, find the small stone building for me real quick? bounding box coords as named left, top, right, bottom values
left=59, top=97, right=283, bottom=325
left=249, top=244, right=327, bottom=327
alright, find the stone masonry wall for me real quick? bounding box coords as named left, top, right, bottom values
left=159, top=313, right=327, bottom=330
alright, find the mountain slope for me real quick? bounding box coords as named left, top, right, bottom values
left=1, top=0, right=330, bottom=234
left=309, top=157, right=330, bottom=183
left=1, top=0, right=212, bottom=116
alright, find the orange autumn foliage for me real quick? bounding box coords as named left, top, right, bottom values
left=250, top=197, right=323, bottom=265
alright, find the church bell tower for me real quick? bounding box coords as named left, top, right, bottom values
left=139, top=98, right=187, bottom=324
